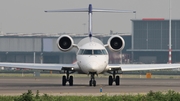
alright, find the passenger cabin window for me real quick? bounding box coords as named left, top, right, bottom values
left=78, top=49, right=107, bottom=55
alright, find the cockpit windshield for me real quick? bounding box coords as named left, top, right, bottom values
left=78, top=49, right=107, bottom=55
left=94, top=50, right=103, bottom=55
left=83, top=50, right=92, bottom=55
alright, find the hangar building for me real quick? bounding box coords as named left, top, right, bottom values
left=129, top=18, right=180, bottom=63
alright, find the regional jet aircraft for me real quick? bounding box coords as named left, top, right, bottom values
left=0, top=4, right=180, bottom=86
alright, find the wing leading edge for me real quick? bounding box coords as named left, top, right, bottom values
left=107, top=64, right=180, bottom=72
left=0, top=62, right=79, bottom=71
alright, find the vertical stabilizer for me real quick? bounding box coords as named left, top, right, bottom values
left=88, top=4, right=92, bottom=38
left=45, top=4, right=136, bottom=38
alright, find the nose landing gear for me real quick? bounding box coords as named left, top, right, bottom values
left=89, top=72, right=97, bottom=86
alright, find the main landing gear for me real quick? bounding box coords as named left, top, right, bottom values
left=108, top=70, right=120, bottom=86
left=61, top=69, right=120, bottom=86
left=62, top=70, right=74, bottom=86
left=89, top=73, right=96, bottom=86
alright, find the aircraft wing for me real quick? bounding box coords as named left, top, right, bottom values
left=107, top=64, right=180, bottom=71
left=0, top=62, right=79, bottom=71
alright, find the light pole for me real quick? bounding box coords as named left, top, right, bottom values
left=168, top=0, right=172, bottom=64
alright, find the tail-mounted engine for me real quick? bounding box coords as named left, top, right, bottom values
left=107, top=35, right=125, bottom=52
left=57, top=35, right=74, bottom=51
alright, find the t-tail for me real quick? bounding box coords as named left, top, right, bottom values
left=45, top=4, right=136, bottom=39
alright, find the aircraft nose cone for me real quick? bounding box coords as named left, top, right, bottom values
left=87, top=62, right=98, bottom=72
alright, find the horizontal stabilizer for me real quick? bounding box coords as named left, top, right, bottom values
left=45, top=8, right=136, bottom=13
left=92, top=8, right=136, bottom=13
left=45, top=8, right=88, bottom=12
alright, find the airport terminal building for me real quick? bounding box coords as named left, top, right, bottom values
left=0, top=33, right=131, bottom=64
left=0, top=18, right=180, bottom=64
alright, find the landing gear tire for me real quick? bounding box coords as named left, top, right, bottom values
left=89, top=80, right=92, bottom=86
left=93, top=80, right=96, bottom=86
left=62, top=75, right=66, bottom=86
left=108, top=75, right=113, bottom=86
left=108, top=69, right=121, bottom=86
left=69, top=76, right=73, bottom=86
left=89, top=80, right=96, bottom=86
left=115, top=76, right=120, bottom=86
left=62, top=70, right=74, bottom=86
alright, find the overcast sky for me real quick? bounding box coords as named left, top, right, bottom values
left=0, top=0, right=179, bottom=34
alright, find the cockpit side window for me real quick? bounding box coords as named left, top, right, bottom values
left=78, top=49, right=84, bottom=55
left=102, top=49, right=107, bottom=55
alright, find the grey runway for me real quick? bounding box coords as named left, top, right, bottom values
left=0, top=77, right=180, bottom=95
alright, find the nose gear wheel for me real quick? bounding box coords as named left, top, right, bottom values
left=89, top=73, right=96, bottom=86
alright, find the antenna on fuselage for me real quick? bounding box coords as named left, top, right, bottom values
left=45, top=4, right=136, bottom=39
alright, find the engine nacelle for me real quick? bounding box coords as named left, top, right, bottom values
left=107, top=35, right=125, bottom=52
left=57, top=35, right=74, bottom=51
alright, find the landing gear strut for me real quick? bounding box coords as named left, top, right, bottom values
left=108, top=70, right=120, bottom=86
left=62, top=70, right=74, bottom=86
left=89, top=73, right=96, bottom=86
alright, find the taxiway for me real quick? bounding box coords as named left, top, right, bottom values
left=0, top=77, right=180, bottom=95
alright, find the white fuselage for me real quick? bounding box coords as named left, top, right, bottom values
left=77, top=41, right=109, bottom=74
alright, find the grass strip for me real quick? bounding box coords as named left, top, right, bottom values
left=0, top=90, right=180, bottom=101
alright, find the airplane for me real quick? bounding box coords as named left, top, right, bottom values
left=0, top=4, right=180, bottom=86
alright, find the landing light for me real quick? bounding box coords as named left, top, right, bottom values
left=71, top=68, right=74, bottom=70
left=109, top=68, right=111, bottom=71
